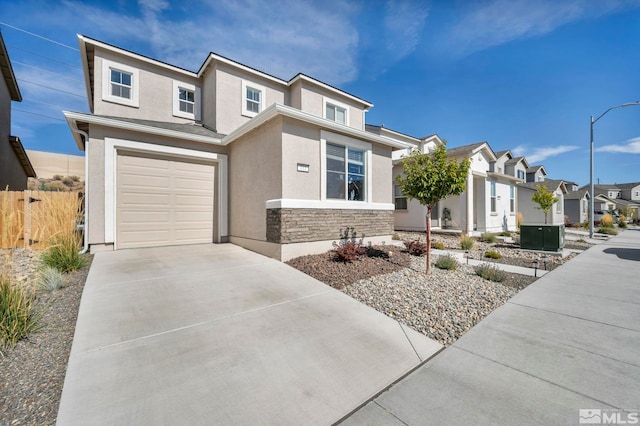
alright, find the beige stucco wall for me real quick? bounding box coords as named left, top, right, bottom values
left=215, top=63, right=286, bottom=135
left=281, top=118, right=321, bottom=200
left=298, top=81, right=365, bottom=131
left=228, top=117, right=283, bottom=241
left=372, top=144, right=392, bottom=203
left=289, top=79, right=302, bottom=110
left=201, top=63, right=217, bottom=131
left=26, top=150, right=84, bottom=179
left=93, top=49, right=200, bottom=123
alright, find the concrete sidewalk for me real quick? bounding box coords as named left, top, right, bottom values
left=57, top=244, right=442, bottom=425
left=343, top=229, right=640, bottom=425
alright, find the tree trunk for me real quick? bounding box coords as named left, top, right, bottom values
left=425, top=205, right=432, bottom=274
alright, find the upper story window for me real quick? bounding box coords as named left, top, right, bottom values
left=101, top=59, right=139, bottom=108
left=172, top=81, right=200, bottom=120
left=324, top=97, right=349, bottom=125
left=321, top=131, right=371, bottom=202
left=242, top=80, right=265, bottom=117
left=517, top=170, right=525, bottom=180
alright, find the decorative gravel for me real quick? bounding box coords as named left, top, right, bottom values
left=0, top=250, right=92, bottom=426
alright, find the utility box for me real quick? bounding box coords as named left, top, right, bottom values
left=520, top=224, right=565, bottom=252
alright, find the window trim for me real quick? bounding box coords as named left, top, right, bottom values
left=509, top=184, right=515, bottom=213
left=241, top=80, right=265, bottom=117
left=320, top=130, right=371, bottom=203
left=101, top=59, right=139, bottom=108
left=490, top=181, right=497, bottom=213
left=172, top=80, right=201, bottom=120
left=323, top=97, right=349, bottom=126
left=394, top=184, right=407, bottom=211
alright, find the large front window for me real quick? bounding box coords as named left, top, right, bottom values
left=326, top=142, right=365, bottom=201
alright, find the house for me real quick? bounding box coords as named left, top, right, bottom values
left=564, top=187, right=589, bottom=225
left=64, top=35, right=413, bottom=260
left=517, top=179, right=567, bottom=224
left=0, top=31, right=36, bottom=190
left=393, top=141, right=522, bottom=234
left=526, top=165, right=547, bottom=183
left=584, top=183, right=640, bottom=221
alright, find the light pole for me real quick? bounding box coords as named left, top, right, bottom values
left=589, top=102, right=640, bottom=238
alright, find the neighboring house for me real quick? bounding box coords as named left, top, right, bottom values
left=64, top=35, right=412, bottom=260
left=518, top=179, right=567, bottom=224
left=393, top=141, right=521, bottom=234
left=504, top=155, right=529, bottom=181
left=0, top=31, right=35, bottom=190
left=564, top=187, right=589, bottom=225
left=26, top=150, right=85, bottom=180
left=526, top=165, right=547, bottom=183
left=585, top=183, right=640, bottom=221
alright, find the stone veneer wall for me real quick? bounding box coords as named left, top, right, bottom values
left=266, top=208, right=394, bottom=244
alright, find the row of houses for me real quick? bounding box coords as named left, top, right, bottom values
left=2, top=32, right=637, bottom=261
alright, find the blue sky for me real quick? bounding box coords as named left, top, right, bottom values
left=1, top=0, right=639, bottom=186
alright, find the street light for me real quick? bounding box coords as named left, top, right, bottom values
left=590, top=102, right=640, bottom=238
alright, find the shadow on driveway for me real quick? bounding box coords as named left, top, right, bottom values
left=603, top=247, right=640, bottom=261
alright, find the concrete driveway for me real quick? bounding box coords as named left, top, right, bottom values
left=57, top=244, right=442, bottom=425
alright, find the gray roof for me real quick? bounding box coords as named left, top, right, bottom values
left=526, top=165, right=546, bottom=174
left=0, top=31, right=21, bottom=101
left=518, top=179, right=566, bottom=192
left=446, top=142, right=488, bottom=157
left=96, top=115, right=226, bottom=139
left=614, top=182, right=640, bottom=189
left=505, top=156, right=526, bottom=166
left=494, top=150, right=511, bottom=159
left=564, top=188, right=589, bottom=200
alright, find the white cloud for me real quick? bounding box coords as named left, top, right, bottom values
left=515, top=145, right=579, bottom=163
left=384, top=0, right=429, bottom=61
left=439, top=0, right=640, bottom=57
left=595, top=137, right=640, bottom=153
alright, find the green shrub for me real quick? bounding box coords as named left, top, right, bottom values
left=480, top=232, right=497, bottom=243
left=460, top=235, right=475, bottom=251
left=475, top=263, right=506, bottom=282
left=484, top=250, right=502, bottom=259
left=37, top=266, right=64, bottom=291
left=392, top=233, right=401, bottom=241
left=70, top=175, right=80, bottom=182
left=431, top=241, right=445, bottom=250
left=62, top=177, right=74, bottom=186
left=597, top=227, right=618, bottom=235
left=435, top=254, right=458, bottom=270
left=0, top=278, right=43, bottom=348
left=618, top=221, right=627, bottom=229
left=53, top=174, right=63, bottom=181
left=404, top=240, right=428, bottom=256
left=499, top=231, right=512, bottom=237
left=41, top=233, right=87, bottom=273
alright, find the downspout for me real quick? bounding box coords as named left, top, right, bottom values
left=69, top=126, right=90, bottom=254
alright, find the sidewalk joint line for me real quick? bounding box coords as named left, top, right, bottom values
left=373, top=401, right=410, bottom=426
left=398, top=323, right=422, bottom=362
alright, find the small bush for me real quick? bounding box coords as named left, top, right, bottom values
left=404, top=240, right=428, bottom=256
left=475, top=263, right=506, bottom=282
left=41, top=233, right=87, bottom=273
left=601, top=213, right=614, bottom=228
left=484, top=250, right=502, bottom=259
left=481, top=232, right=497, bottom=243
left=618, top=221, right=627, bottom=229
left=516, top=212, right=524, bottom=228
left=435, top=254, right=458, bottom=270
left=499, top=231, right=511, bottom=237
left=0, top=278, right=43, bottom=348
left=53, top=174, right=63, bottom=181
left=70, top=175, right=80, bottom=182
left=37, top=266, right=64, bottom=291
left=577, top=238, right=587, bottom=243
left=597, top=227, right=618, bottom=235
left=460, top=235, right=475, bottom=250
left=62, top=177, right=74, bottom=186
left=392, top=233, right=401, bottom=241
left=431, top=241, right=445, bottom=250
left=333, top=241, right=366, bottom=262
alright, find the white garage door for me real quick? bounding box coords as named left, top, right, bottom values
left=116, top=153, right=215, bottom=249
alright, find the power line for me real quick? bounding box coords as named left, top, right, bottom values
left=8, top=45, right=80, bottom=69
left=0, top=21, right=78, bottom=51
left=14, top=108, right=66, bottom=122
left=13, top=60, right=84, bottom=83
left=23, top=98, right=79, bottom=111
left=17, top=78, right=85, bottom=98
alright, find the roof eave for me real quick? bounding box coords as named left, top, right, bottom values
left=8, top=136, right=36, bottom=177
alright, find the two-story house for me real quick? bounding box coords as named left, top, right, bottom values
left=64, top=35, right=412, bottom=260
left=0, top=31, right=36, bottom=190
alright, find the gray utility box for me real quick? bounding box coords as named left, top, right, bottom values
left=520, top=224, right=565, bottom=252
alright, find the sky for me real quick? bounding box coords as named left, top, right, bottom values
left=1, top=0, right=639, bottom=186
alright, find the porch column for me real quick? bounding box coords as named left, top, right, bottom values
left=466, top=171, right=474, bottom=234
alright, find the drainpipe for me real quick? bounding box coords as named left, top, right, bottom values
left=69, top=126, right=90, bottom=254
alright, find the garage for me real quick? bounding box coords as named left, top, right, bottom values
left=116, top=152, right=215, bottom=249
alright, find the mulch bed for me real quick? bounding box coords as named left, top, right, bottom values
left=0, top=257, right=92, bottom=426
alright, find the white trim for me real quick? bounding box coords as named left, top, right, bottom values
left=63, top=111, right=222, bottom=145
left=101, top=59, right=139, bottom=108
left=320, top=130, right=372, bottom=203
left=241, top=80, right=265, bottom=117
left=265, top=199, right=394, bottom=210
left=289, top=74, right=373, bottom=108
left=104, top=138, right=228, bottom=246
left=172, top=80, right=201, bottom=120
left=323, top=96, right=349, bottom=126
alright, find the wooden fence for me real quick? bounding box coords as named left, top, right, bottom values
left=0, top=190, right=83, bottom=250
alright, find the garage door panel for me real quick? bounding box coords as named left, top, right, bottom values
left=117, top=153, right=215, bottom=249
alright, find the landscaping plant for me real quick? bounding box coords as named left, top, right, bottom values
left=0, top=277, right=43, bottom=348
left=404, top=240, right=428, bottom=256
left=395, top=143, right=470, bottom=274
left=431, top=241, right=445, bottom=250
left=41, top=233, right=87, bottom=273
left=435, top=254, right=458, bottom=270
left=460, top=235, right=475, bottom=251
left=484, top=250, right=502, bottom=259
left=532, top=185, right=559, bottom=224
left=37, top=266, right=65, bottom=291
left=597, top=226, right=617, bottom=235
left=600, top=213, right=614, bottom=228
left=332, top=227, right=367, bottom=263
left=475, top=263, right=506, bottom=282
left=480, top=232, right=497, bottom=243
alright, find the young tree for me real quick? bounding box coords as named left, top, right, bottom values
left=532, top=184, right=559, bottom=224
left=395, top=143, right=471, bottom=274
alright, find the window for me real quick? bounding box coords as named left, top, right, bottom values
left=101, top=59, right=139, bottom=107
left=635, top=191, right=639, bottom=197
left=556, top=195, right=562, bottom=214
left=241, top=80, right=265, bottom=117
left=324, top=98, right=349, bottom=125
left=517, top=170, right=525, bottom=180
left=326, top=143, right=365, bottom=201
left=510, top=185, right=515, bottom=213
left=394, top=185, right=407, bottom=210
left=172, top=81, right=200, bottom=120
left=490, top=182, right=496, bottom=213
left=583, top=199, right=587, bottom=213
